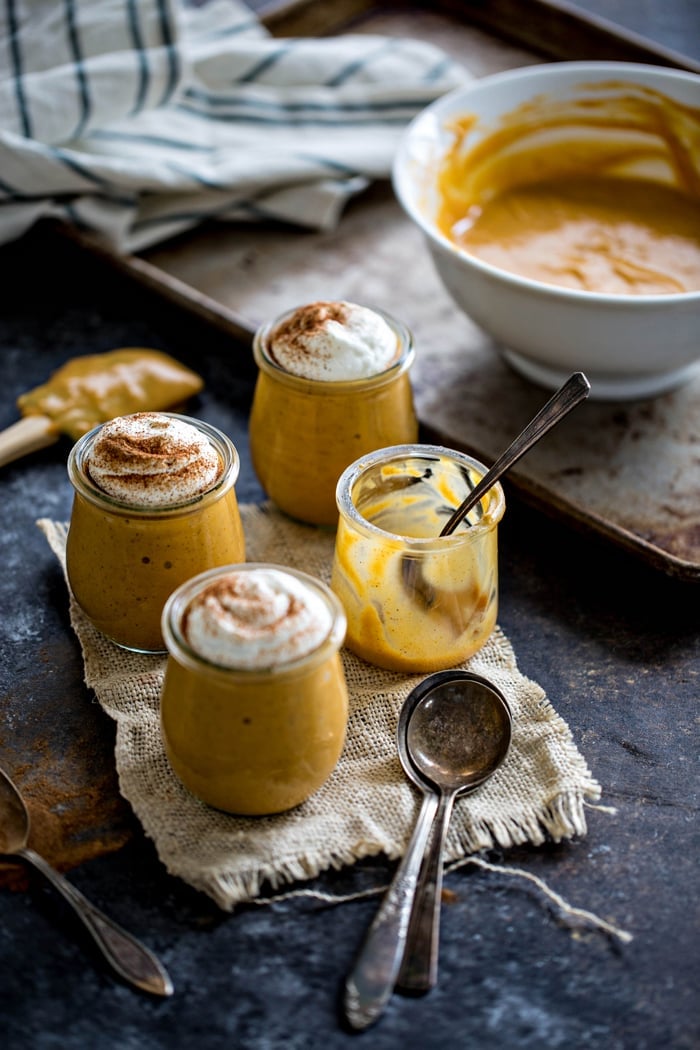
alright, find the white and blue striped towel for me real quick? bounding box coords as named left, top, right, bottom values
left=0, top=0, right=468, bottom=253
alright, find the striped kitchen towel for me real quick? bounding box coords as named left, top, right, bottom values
left=0, top=0, right=468, bottom=253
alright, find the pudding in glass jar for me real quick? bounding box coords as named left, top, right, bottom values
left=249, top=300, right=418, bottom=526
left=160, top=563, right=348, bottom=815
left=331, top=444, right=505, bottom=673
left=66, top=412, right=245, bottom=653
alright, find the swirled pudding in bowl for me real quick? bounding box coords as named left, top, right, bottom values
left=393, top=61, right=700, bottom=400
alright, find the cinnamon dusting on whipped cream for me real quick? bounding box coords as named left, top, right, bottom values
left=86, top=412, right=221, bottom=507
left=268, top=301, right=398, bottom=380
left=182, top=568, right=332, bottom=669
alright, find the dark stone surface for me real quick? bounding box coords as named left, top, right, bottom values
left=0, top=223, right=697, bottom=1050
left=2, top=2, right=699, bottom=1044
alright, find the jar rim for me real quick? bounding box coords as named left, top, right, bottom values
left=335, top=443, right=505, bottom=545
left=67, top=412, right=240, bottom=515
left=162, top=562, right=347, bottom=679
left=253, top=302, right=415, bottom=391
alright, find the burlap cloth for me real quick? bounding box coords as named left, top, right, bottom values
left=38, top=504, right=603, bottom=913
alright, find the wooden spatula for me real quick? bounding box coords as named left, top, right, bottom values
left=0, top=347, right=204, bottom=468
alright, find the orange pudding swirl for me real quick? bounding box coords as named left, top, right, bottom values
left=436, top=82, right=700, bottom=294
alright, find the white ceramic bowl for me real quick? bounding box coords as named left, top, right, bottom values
left=393, top=61, right=700, bottom=400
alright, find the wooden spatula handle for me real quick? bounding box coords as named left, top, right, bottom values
left=0, top=415, right=59, bottom=468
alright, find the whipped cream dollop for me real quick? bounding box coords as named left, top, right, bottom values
left=86, top=412, right=222, bottom=506
left=268, top=301, right=399, bottom=380
left=182, top=568, right=332, bottom=669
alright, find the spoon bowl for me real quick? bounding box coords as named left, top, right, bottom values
left=400, top=670, right=512, bottom=792
left=0, top=766, right=28, bottom=855
left=0, top=763, right=173, bottom=996
left=344, top=670, right=511, bottom=1029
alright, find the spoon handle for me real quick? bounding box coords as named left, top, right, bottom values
left=18, top=846, right=174, bottom=996
left=395, top=790, right=456, bottom=993
left=440, top=371, right=590, bottom=536
left=344, top=790, right=439, bottom=1030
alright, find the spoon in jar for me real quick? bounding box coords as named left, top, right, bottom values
left=402, top=371, right=590, bottom=604
left=344, top=670, right=512, bottom=1030
left=0, top=763, right=174, bottom=997
left=440, top=371, right=590, bottom=536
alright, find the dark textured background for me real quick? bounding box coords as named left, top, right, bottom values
left=0, top=3, right=698, bottom=1048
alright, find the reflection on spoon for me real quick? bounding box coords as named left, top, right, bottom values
left=0, top=763, right=173, bottom=997
left=343, top=671, right=512, bottom=1029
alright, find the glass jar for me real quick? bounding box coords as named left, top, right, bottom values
left=249, top=306, right=418, bottom=526
left=331, top=444, right=505, bottom=673
left=66, top=414, right=245, bottom=653
left=160, top=564, right=348, bottom=815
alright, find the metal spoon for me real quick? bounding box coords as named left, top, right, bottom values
left=441, top=371, right=590, bottom=535
left=396, top=671, right=511, bottom=995
left=344, top=671, right=512, bottom=1030
left=0, top=763, right=174, bottom=997
left=401, top=371, right=590, bottom=606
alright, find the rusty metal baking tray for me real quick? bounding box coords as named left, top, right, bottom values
left=57, top=0, right=700, bottom=581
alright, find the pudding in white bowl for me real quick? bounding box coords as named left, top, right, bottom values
left=393, top=61, right=700, bottom=400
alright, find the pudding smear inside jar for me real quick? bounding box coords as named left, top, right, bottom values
left=160, top=564, right=348, bottom=815
left=249, top=300, right=418, bottom=525
left=66, top=412, right=245, bottom=653
left=331, top=444, right=505, bottom=673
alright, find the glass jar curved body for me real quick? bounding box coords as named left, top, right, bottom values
left=160, top=564, right=349, bottom=815
left=249, top=308, right=418, bottom=526
left=66, top=415, right=245, bottom=654
left=331, top=444, right=505, bottom=673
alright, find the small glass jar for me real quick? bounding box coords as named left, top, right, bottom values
left=331, top=444, right=505, bottom=673
left=66, top=414, right=245, bottom=654
left=160, top=564, right=349, bottom=815
left=249, top=306, right=418, bottom=526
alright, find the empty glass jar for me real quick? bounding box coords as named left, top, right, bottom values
left=331, top=444, right=505, bottom=673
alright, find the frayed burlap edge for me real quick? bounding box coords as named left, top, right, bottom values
left=38, top=507, right=602, bottom=912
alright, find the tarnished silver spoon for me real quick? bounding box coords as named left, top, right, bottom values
left=402, top=371, right=590, bottom=607
left=0, top=763, right=173, bottom=997
left=344, top=670, right=512, bottom=1030
left=396, top=671, right=511, bottom=995
left=438, top=371, right=590, bottom=536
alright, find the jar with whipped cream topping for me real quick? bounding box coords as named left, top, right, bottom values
left=160, top=563, right=348, bottom=815
left=66, top=412, right=245, bottom=653
left=249, top=301, right=418, bottom=526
